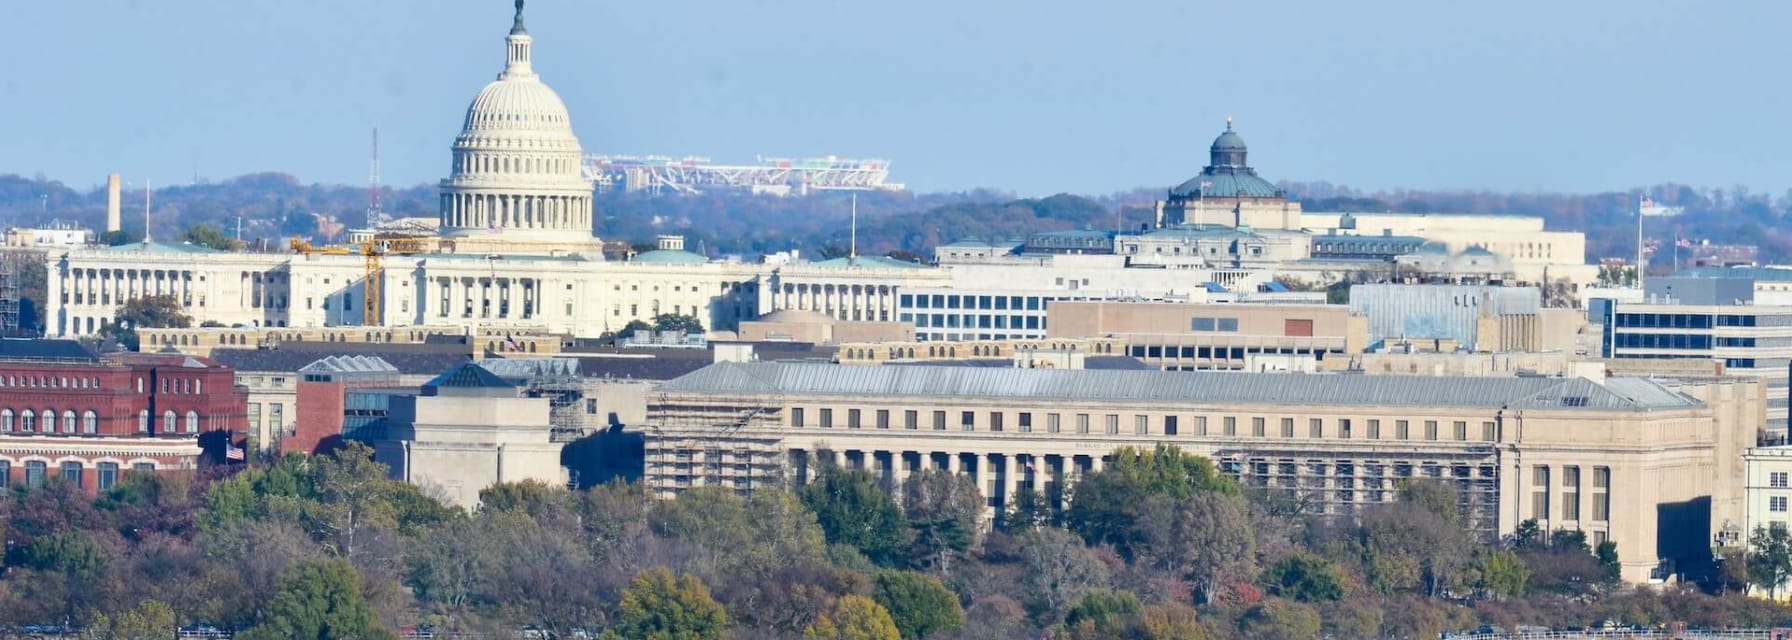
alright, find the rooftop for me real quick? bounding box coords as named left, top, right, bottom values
left=0, top=339, right=102, bottom=363
left=210, top=345, right=471, bottom=376
left=811, top=255, right=929, bottom=270
left=660, top=362, right=1701, bottom=412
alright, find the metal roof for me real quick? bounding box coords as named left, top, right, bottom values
left=299, top=355, right=400, bottom=375
left=479, top=357, right=580, bottom=379
left=659, top=362, right=1701, bottom=412
left=0, top=339, right=102, bottom=363
left=426, top=363, right=515, bottom=389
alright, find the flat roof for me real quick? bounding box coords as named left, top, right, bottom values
left=659, top=362, right=1701, bottom=412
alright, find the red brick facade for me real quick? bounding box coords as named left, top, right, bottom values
left=288, top=380, right=346, bottom=455
left=0, top=345, right=247, bottom=495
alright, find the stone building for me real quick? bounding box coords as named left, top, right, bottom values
left=646, top=361, right=1760, bottom=583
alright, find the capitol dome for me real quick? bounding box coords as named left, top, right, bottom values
left=437, top=0, right=602, bottom=256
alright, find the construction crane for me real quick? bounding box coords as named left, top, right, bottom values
left=289, top=236, right=426, bottom=326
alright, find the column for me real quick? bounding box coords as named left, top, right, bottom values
left=1002, top=453, right=1023, bottom=512
left=944, top=452, right=960, bottom=474
left=893, top=451, right=912, bottom=490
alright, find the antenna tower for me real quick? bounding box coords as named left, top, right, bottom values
left=367, top=128, right=383, bottom=228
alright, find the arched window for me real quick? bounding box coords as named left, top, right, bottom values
left=138, top=410, right=149, bottom=433
left=0, top=409, right=10, bottom=433
left=82, top=410, right=97, bottom=435
left=163, top=411, right=176, bottom=434
left=185, top=411, right=199, bottom=434
left=40, top=410, right=54, bottom=433
left=195, top=379, right=202, bottom=395
left=62, top=410, right=76, bottom=434
left=20, top=410, right=34, bottom=432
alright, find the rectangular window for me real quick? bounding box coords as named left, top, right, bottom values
left=1396, top=420, right=1410, bottom=440
left=1048, top=413, right=1061, bottom=433
left=932, top=411, right=947, bottom=431
left=1252, top=417, right=1266, bottom=437
left=25, top=461, right=45, bottom=487
left=1223, top=416, right=1237, bottom=437
left=904, top=410, right=918, bottom=430
left=1482, top=421, right=1497, bottom=441
left=1368, top=419, right=1382, bottom=440
left=1134, top=415, right=1148, bottom=435
left=1077, top=414, right=1090, bottom=434
left=876, top=410, right=890, bottom=429
left=247, top=402, right=262, bottom=434
left=1309, top=418, right=1323, bottom=439
left=1425, top=420, right=1438, bottom=441
left=1774, top=472, right=1789, bottom=489
left=1106, top=414, right=1119, bottom=435
left=792, top=408, right=806, bottom=427
left=1281, top=418, right=1295, bottom=438
left=133, top=462, right=154, bottom=473
left=1217, top=318, right=1239, bottom=332
left=846, top=409, right=860, bottom=429
left=61, top=461, right=82, bottom=486
left=1532, top=466, right=1551, bottom=520
left=0, top=460, right=8, bottom=488
left=1018, top=412, right=1033, bottom=433
left=819, top=408, right=833, bottom=428
left=1194, top=416, right=1208, bottom=436
left=1563, top=466, right=1582, bottom=521
left=97, top=462, right=119, bottom=491
left=1340, top=419, right=1353, bottom=439
left=270, top=404, right=284, bottom=431
left=1453, top=421, right=1468, bottom=441
left=991, top=412, right=1005, bottom=432
left=961, top=411, right=975, bottom=431
left=1592, top=466, right=1611, bottom=521
left=1774, top=496, right=1788, bottom=513
left=1164, top=415, right=1178, bottom=436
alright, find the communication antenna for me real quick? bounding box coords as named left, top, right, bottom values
left=849, top=193, right=858, bottom=264
left=368, top=128, right=383, bottom=228
left=143, top=179, right=152, bottom=244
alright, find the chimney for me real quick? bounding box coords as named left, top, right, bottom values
left=106, top=174, right=122, bottom=233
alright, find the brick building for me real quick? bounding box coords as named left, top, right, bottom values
left=0, top=339, right=247, bottom=494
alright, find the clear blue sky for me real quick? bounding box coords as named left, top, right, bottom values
left=4, top=0, right=1790, bottom=197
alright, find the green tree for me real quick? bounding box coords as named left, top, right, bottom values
left=1510, top=519, right=1544, bottom=550
left=617, top=319, right=654, bottom=338
left=1064, top=444, right=1238, bottom=557
left=1550, top=528, right=1591, bottom=554
left=1467, top=548, right=1529, bottom=600
left=99, top=229, right=141, bottom=247
left=1237, top=599, right=1322, bottom=640
left=1063, top=589, right=1141, bottom=638
left=1397, top=479, right=1461, bottom=527
left=238, top=558, right=395, bottom=640
left=804, top=595, right=901, bottom=640
left=871, top=571, right=963, bottom=639
left=186, top=224, right=245, bottom=251
left=1595, top=540, right=1621, bottom=582
left=309, top=442, right=398, bottom=559
left=1001, top=488, right=1051, bottom=533
left=649, top=487, right=828, bottom=581
left=1261, top=553, right=1345, bottom=603
left=802, top=466, right=910, bottom=566
left=1748, top=525, right=1792, bottom=600
left=899, top=469, right=984, bottom=572
left=652, top=312, right=705, bottom=334
left=21, top=532, right=108, bottom=583
left=478, top=479, right=572, bottom=521
left=614, top=568, right=728, bottom=640
left=103, top=293, right=191, bottom=349
left=84, top=599, right=176, bottom=640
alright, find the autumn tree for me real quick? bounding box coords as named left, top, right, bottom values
left=1016, top=527, right=1111, bottom=619
left=804, top=595, right=901, bottom=640
left=612, top=568, right=728, bottom=640
left=899, top=468, right=984, bottom=571
left=84, top=599, right=177, bottom=640
left=1131, top=493, right=1255, bottom=604
left=1064, top=444, right=1238, bottom=558
left=1261, top=553, right=1345, bottom=603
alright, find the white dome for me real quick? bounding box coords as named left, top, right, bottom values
left=435, top=1, right=601, bottom=255
left=463, top=77, right=575, bottom=135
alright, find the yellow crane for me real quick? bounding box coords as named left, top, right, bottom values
left=289, top=236, right=425, bottom=326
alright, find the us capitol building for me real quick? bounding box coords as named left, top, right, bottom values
left=43, top=2, right=948, bottom=339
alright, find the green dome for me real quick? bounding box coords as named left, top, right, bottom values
left=1211, top=129, right=1247, bottom=152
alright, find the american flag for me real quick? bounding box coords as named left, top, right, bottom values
left=1676, top=238, right=1694, bottom=249
left=225, top=444, right=245, bottom=461
left=1641, top=197, right=1656, bottom=208
left=1200, top=180, right=1214, bottom=189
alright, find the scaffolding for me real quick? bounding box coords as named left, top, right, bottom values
left=479, top=358, right=589, bottom=443
left=0, top=248, right=34, bottom=337
left=643, top=392, right=788, bottom=498
left=1216, top=444, right=1502, bottom=538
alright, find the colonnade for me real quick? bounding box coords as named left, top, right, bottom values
left=434, top=275, right=543, bottom=321
left=441, top=192, right=591, bottom=232
left=771, top=282, right=896, bottom=322
left=789, top=447, right=1110, bottom=518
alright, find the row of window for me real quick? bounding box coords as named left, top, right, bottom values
left=909, top=313, right=1044, bottom=330
left=1529, top=465, right=1612, bottom=522
left=902, top=293, right=1052, bottom=311
left=0, top=460, right=153, bottom=491
left=787, top=408, right=1498, bottom=442
left=1131, top=344, right=1344, bottom=361
left=0, top=408, right=204, bottom=435
left=1, top=374, right=104, bottom=389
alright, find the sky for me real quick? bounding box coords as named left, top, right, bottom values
left=3, top=0, right=1791, bottom=197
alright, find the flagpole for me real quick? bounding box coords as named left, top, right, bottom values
left=1636, top=195, right=1645, bottom=291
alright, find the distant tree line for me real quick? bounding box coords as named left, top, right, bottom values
left=2, top=442, right=1790, bottom=639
